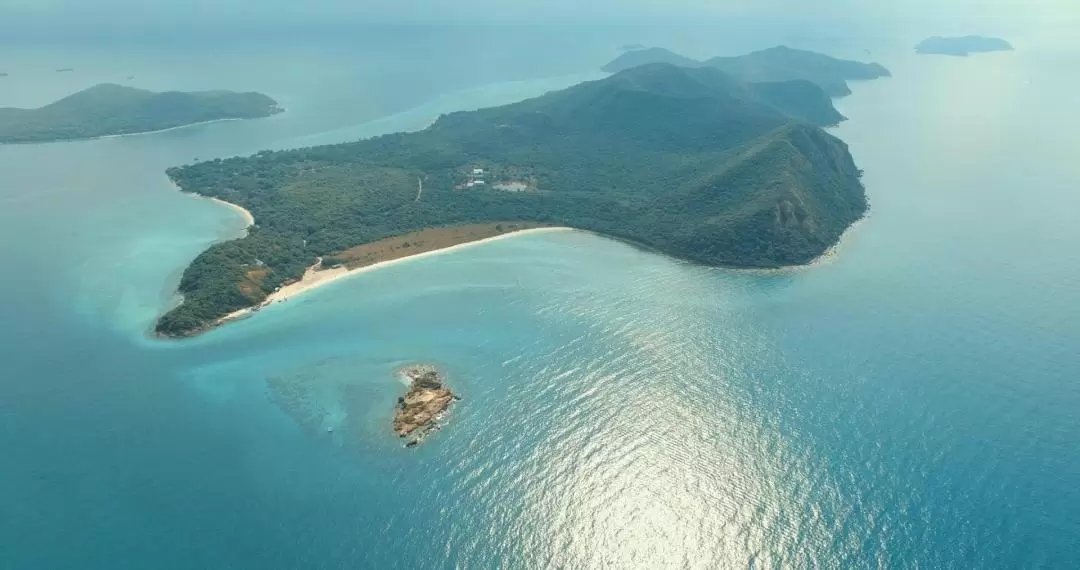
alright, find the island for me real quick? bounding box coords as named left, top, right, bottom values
left=156, top=62, right=869, bottom=337
left=915, top=36, right=1013, bottom=56
left=393, top=365, right=459, bottom=448
left=602, top=45, right=891, bottom=97
left=0, top=83, right=281, bottom=144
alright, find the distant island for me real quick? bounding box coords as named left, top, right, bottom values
left=602, top=45, right=890, bottom=97
left=915, top=36, right=1014, bottom=56
left=0, top=84, right=281, bottom=144
left=618, top=43, right=649, bottom=51
left=393, top=365, right=459, bottom=448
left=157, top=63, right=868, bottom=337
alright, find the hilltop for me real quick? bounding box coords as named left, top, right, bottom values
left=0, top=84, right=281, bottom=143
left=157, top=64, right=868, bottom=337
left=915, top=36, right=1013, bottom=56
left=603, top=46, right=890, bottom=97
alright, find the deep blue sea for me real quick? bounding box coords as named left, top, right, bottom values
left=2, top=31, right=1080, bottom=568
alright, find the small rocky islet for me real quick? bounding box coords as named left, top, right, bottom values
left=393, top=365, right=459, bottom=448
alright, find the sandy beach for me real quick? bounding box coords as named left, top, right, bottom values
left=92, top=106, right=285, bottom=142
left=171, top=181, right=255, bottom=229
left=94, top=117, right=243, bottom=141
left=217, top=226, right=573, bottom=324
left=208, top=197, right=255, bottom=228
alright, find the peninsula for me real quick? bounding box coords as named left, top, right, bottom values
left=157, top=62, right=869, bottom=337
left=915, top=36, right=1013, bottom=56
left=393, top=365, right=459, bottom=448
left=602, top=46, right=891, bottom=97
left=0, top=83, right=281, bottom=144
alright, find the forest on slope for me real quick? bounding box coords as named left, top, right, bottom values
left=159, top=63, right=868, bottom=336
left=602, top=45, right=891, bottom=97
left=0, top=83, right=280, bottom=143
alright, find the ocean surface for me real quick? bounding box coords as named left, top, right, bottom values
left=2, top=32, right=1080, bottom=569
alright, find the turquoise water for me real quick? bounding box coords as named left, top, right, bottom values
left=3, top=38, right=1080, bottom=568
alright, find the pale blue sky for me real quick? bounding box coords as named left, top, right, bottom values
left=2, top=0, right=1074, bottom=42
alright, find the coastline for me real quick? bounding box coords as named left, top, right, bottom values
left=2, top=108, right=284, bottom=146
left=733, top=213, right=869, bottom=274
left=169, top=180, right=255, bottom=229
left=164, top=211, right=864, bottom=336
left=93, top=117, right=243, bottom=141
left=215, top=227, right=574, bottom=325
left=207, top=197, right=255, bottom=228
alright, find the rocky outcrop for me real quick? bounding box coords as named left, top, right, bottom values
left=393, top=365, right=459, bottom=447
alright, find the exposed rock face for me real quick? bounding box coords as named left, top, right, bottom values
left=393, top=365, right=458, bottom=447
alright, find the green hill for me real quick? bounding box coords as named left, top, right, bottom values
left=157, top=64, right=867, bottom=337
left=603, top=45, right=890, bottom=97
left=0, top=84, right=281, bottom=143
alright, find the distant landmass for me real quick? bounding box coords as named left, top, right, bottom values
left=157, top=63, right=867, bottom=336
left=602, top=46, right=890, bottom=97
left=619, top=43, right=648, bottom=52
left=915, top=36, right=1014, bottom=56
left=0, top=84, right=281, bottom=144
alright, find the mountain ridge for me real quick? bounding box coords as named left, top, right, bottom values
left=603, top=45, right=890, bottom=97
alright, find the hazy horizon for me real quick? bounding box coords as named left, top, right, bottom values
left=2, top=0, right=1074, bottom=48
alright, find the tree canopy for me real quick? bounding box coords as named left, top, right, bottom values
left=158, top=63, right=867, bottom=336
left=0, top=83, right=280, bottom=143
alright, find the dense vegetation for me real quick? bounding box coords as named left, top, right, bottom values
left=158, top=63, right=868, bottom=336
left=603, top=46, right=890, bottom=97
left=915, top=36, right=1014, bottom=56
left=0, top=84, right=280, bottom=143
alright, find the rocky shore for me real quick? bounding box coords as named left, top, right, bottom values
left=393, top=365, right=459, bottom=447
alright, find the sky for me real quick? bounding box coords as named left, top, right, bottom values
left=1, top=0, right=1075, bottom=44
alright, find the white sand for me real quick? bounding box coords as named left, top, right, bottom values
left=170, top=181, right=255, bottom=229
left=217, top=227, right=574, bottom=324
left=208, top=197, right=255, bottom=228
left=94, top=107, right=285, bottom=141
left=93, top=118, right=242, bottom=141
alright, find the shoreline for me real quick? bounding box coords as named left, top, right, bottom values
left=163, top=201, right=866, bottom=335
left=215, top=227, right=574, bottom=325
left=207, top=197, right=255, bottom=228
left=169, top=180, right=255, bottom=229
left=733, top=213, right=869, bottom=274
left=93, top=117, right=243, bottom=140
left=2, top=108, right=284, bottom=146
left=208, top=214, right=864, bottom=327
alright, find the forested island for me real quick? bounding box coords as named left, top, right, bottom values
left=602, top=46, right=891, bottom=97
left=915, top=36, right=1013, bottom=56
left=158, top=62, right=870, bottom=337
left=0, top=83, right=281, bottom=143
